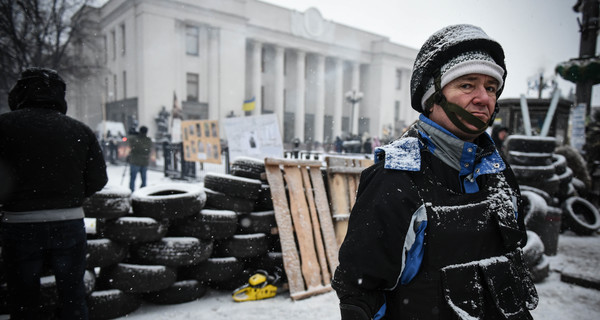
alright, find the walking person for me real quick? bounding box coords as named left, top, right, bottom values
left=128, top=125, right=152, bottom=191
left=0, top=67, right=108, bottom=319
left=332, top=25, right=537, bottom=319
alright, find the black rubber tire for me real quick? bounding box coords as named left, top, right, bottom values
left=131, top=183, right=206, bottom=220
left=254, top=184, right=274, bottom=211
left=88, top=289, right=142, bottom=320
left=180, top=257, right=245, bottom=283
left=101, top=217, right=169, bottom=244
left=86, top=238, right=128, bottom=268
left=131, top=237, right=213, bottom=267
left=143, top=279, right=207, bottom=304
left=83, top=185, right=132, bottom=219
left=505, top=135, right=557, bottom=153
left=556, top=167, right=574, bottom=200
left=237, top=210, right=277, bottom=234
left=205, top=188, right=255, bottom=213
left=507, top=150, right=553, bottom=166
left=521, top=191, right=548, bottom=229
left=519, top=173, right=560, bottom=196
left=551, top=154, right=568, bottom=175
left=38, top=270, right=97, bottom=313
left=529, top=255, right=550, bottom=283
left=571, top=177, right=587, bottom=195
left=522, top=231, right=544, bottom=267
left=204, top=173, right=262, bottom=200
left=231, top=157, right=266, bottom=181
left=99, top=263, right=177, bottom=293
left=244, top=252, right=285, bottom=275
left=169, top=209, right=238, bottom=240
left=511, top=163, right=556, bottom=180
left=213, top=233, right=270, bottom=258
left=519, top=185, right=552, bottom=206
left=561, top=196, right=600, bottom=235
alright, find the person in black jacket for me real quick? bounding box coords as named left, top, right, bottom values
left=332, top=25, right=538, bottom=320
left=0, top=67, right=108, bottom=320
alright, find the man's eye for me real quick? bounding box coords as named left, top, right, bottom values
left=460, top=83, right=473, bottom=89
left=486, top=86, right=498, bottom=93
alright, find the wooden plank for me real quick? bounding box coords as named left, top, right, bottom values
left=301, top=168, right=330, bottom=285
left=348, top=174, right=358, bottom=209
left=310, top=166, right=339, bottom=274
left=264, top=163, right=305, bottom=295
left=265, top=157, right=321, bottom=168
left=283, top=165, right=322, bottom=289
left=290, top=285, right=332, bottom=300
left=328, top=172, right=350, bottom=215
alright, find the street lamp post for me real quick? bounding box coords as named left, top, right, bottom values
left=345, top=89, right=363, bottom=136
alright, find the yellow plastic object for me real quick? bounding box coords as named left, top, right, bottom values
left=232, top=283, right=278, bottom=302
left=248, top=273, right=267, bottom=286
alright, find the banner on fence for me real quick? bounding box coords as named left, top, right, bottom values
left=222, top=114, right=283, bottom=162
left=181, top=120, right=222, bottom=163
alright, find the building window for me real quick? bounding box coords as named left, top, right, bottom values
left=394, top=101, right=400, bottom=122
left=120, top=23, right=126, bottom=55
left=111, top=30, right=116, bottom=60
left=186, top=26, right=199, bottom=56
left=113, top=74, right=117, bottom=100
left=261, top=47, right=266, bottom=73
left=123, top=71, right=127, bottom=98
left=187, top=73, right=199, bottom=101
left=105, top=77, right=109, bottom=100
left=396, top=69, right=402, bottom=90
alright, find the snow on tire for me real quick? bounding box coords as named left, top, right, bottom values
left=231, top=156, right=266, bottom=181
left=213, top=233, right=270, bottom=258
left=204, top=173, right=262, bottom=200
left=511, top=163, right=556, bottom=180
left=131, top=237, right=213, bottom=266
left=143, top=279, right=208, bottom=304
left=505, top=135, right=556, bottom=154
left=204, top=188, right=255, bottom=213
left=180, top=257, right=245, bottom=283
left=507, top=150, right=553, bottom=166
left=522, top=231, right=544, bottom=267
left=551, top=154, right=568, bottom=175
left=83, top=185, right=131, bottom=219
left=521, top=191, right=548, bottom=229
left=237, top=210, right=277, bottom=234
left=169, top=209, right=238, bottom=240
left=86, top=238, right=128, bottom=268
left=99, top=263, right=177, bottom=293
left=519, top=185, right=552, bottom=206
left=88, top=289, right=142, bottom=320
left=101, top=217, right=169, bottom=244
left=561, top=196, right=600, bottom=235
left=131, top=183, right=206, bottom=220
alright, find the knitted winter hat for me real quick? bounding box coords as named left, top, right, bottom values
left=420, top=50, right=505, bottom=109
left=8, top=67, right=67, bottom=114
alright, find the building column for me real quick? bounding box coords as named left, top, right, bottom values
left=274, top=46, right=285, bottom=134
left=351, top=62, right=361, bottom=135
left=294, top=50, right=306, bottom=142
left=333, top=58, right=343, bottom=139
left=208, top=27, right=219, bottom=120
left=314, top=54, right=325, bottom=144
left=251, top=41, right=262, bottom=116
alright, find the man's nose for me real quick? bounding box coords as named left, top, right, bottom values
left=472, top=85, right=492, bottom=106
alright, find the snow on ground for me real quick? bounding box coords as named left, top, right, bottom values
left=101, top=164, right=600, bottom=319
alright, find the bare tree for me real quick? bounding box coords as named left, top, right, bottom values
left=0, top=0, right=93, bottom=114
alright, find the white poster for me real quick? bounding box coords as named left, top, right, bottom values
left=223, top=114, right=284, bottom=162
left=571, top=103, right=586, bottom=153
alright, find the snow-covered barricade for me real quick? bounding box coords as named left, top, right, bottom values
left=505, top=135, right=600, bottom=284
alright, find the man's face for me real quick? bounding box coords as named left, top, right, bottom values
left=428, top=74, right=499, bottom=141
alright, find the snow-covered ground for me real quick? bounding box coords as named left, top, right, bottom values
left=105, top=163, right=600, bottom=320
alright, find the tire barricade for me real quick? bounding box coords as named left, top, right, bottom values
left=0, top=159, right=281, bottom=319
left=506, top=135, right=600, bottom=284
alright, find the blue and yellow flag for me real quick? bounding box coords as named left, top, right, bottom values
left=243, top=97, right=256, bottom=111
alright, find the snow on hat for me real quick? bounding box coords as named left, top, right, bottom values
left=420, top=50, right=505, bottom=109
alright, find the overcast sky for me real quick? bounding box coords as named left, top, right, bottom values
left=261, top=0, right=591, bottom=101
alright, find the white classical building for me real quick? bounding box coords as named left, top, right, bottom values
left=76, top=0, right=419, bottom=145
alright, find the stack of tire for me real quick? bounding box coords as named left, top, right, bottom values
left=85, top=183, right=210, bottom=319
left=188, top=156, right=282, bottom=291
left=505, top=135, right=600, bottom=283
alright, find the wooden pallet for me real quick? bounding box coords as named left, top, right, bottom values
left=264, top=157, right=338, bottom=300
left=325, top=156, right=374, bottom=246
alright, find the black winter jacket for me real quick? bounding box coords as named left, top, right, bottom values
left=0, top=107, right=108, bottom=212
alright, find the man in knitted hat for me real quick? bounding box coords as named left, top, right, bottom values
left=332, top=25, right=537, bottom=319
left=0, top=67, right=108, bottom=319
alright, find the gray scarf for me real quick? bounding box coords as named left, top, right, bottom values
left=416, top=120, right=469, bottom=172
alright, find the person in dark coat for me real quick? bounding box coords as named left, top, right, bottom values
left=127, top=125, right=153, bottom=191
left=332, top=25, right=537, bottom=320
left=0, top=67, right=108, bottom=319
